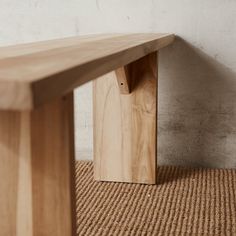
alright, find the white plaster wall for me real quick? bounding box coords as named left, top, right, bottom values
left=1, top=0, right=236, bottom=167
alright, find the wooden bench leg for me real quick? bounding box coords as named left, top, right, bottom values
left=93, top=52, right=158, bottom=184
left=0, top=92, right=76, bottom=236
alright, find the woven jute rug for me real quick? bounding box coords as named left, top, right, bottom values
left=76, top=161, right=236, bottom=236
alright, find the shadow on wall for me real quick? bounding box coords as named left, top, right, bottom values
left=158, top=36, right=236, bottom=169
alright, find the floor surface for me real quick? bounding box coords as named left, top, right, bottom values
left=76, top=161, right=236, bottom=236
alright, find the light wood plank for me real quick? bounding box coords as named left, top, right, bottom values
left=0, top=33, right=174, bottom=110
left=93, top=53, right=158, bottom=184
left=0, top=34, right=121, bottom=59
left=0, top=93, right=76, bottom=236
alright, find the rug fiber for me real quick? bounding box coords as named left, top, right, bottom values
left=76, top=161, right=236, bottom=236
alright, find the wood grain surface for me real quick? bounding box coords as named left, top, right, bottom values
left=0, top=93, right=76, bottom=236
left=93, top=53, right=158, bottom=184
left=0, top=33, right=174, bottom=110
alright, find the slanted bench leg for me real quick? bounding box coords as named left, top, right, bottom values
left=0, top=92, right=76, bottom=236
left=93, top=52, right=158, bottom=184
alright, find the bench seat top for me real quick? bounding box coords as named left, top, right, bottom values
left=0, top=33, right=174, bottom=110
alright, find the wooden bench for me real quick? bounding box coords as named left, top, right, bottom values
left=0, top=33, right=174, bottom=236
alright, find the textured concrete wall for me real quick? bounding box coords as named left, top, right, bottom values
left=1, top=1, right=236, bottom=167
left=154, top=1, right=236, bottom=168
